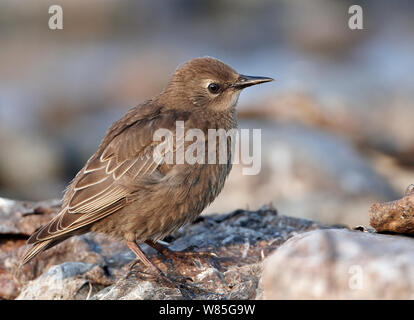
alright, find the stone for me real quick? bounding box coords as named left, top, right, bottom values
left=0, top=196, right=132, bottom=299
left=260, top=228, right=414, bottom=299
left=91, top=275, right=184, bottom=300
left=370, top=184, right=414, bottom=234
left=16, top=262, right=95, bottom=300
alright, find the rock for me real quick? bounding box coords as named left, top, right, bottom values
left=260, top=228, right=414, bottom=299
left=0, top=197, right=61, bottom=299
left=370, top=184, right=414, bottom=234
left=92, top=259, right=263, bottom=300
left=0, top=197, right=323, bottom=300
left=0, top=197, right=132, bottom=300
left=91, top=274, right=184, bottom=300
left=16, top=261, right=115, bottom=300
left=1, top=234, right=127, bottom=300
left=16, top=262, right=95, bottom=300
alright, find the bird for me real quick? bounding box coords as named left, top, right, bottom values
left=21, top=57, right=273, bottom=277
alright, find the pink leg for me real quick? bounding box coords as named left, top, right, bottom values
left=126, top=241, right=163, bottom=275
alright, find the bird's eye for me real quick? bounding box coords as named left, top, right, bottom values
left=208, top=83, right=220, bottom=94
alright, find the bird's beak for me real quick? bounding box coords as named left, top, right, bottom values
left=232, top=74, right=274, bottom=89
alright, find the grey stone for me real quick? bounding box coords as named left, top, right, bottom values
left=16, top=262, right=95, bottom=300
left=260, top=228, right=414, bottom=299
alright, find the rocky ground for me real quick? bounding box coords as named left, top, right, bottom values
left=1, top=187, right=414, bottom=300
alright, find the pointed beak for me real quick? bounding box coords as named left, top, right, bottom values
left=232, top=74, right=274, bottom=89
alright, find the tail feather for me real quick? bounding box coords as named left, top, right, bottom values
left=20, top=239, right=56, bottom=267
left=21, top=225, right=88, bottom=267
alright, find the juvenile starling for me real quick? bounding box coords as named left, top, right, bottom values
left=21, top=57, right=273, bottom=275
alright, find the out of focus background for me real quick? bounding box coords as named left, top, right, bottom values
left=0, top=0, right=413, bottom=227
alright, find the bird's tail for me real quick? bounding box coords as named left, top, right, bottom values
left=20, top=239, right=56, bottom=267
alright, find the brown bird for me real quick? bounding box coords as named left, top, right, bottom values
left=21, top=57, right=273, bottom=276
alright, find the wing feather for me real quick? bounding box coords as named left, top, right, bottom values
left=26, top=106, right=186, bottom=245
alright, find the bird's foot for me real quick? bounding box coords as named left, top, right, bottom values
left=126, top=241, right=221, bottom=296
left=127, top=258, right=194, bottom=289
left=125, top=241, right=193, bottom=287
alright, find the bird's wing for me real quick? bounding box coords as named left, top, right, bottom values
left=27, top=106, right=184, bottom=244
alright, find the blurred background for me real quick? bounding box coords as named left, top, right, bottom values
left=0, top=0, right=413, bottom=227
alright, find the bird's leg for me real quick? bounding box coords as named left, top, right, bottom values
left=126, top=241, right=163, bottom=275
left=145, top=240, right=217, bottom=262
left=145, top=240, right=219, bottom=285
left=126, top=241, right=199, bottom=289
left=126, top=241, right=195, bottom=283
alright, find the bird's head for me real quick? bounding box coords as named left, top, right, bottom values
left=161, top=57, right=273, bottom=112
